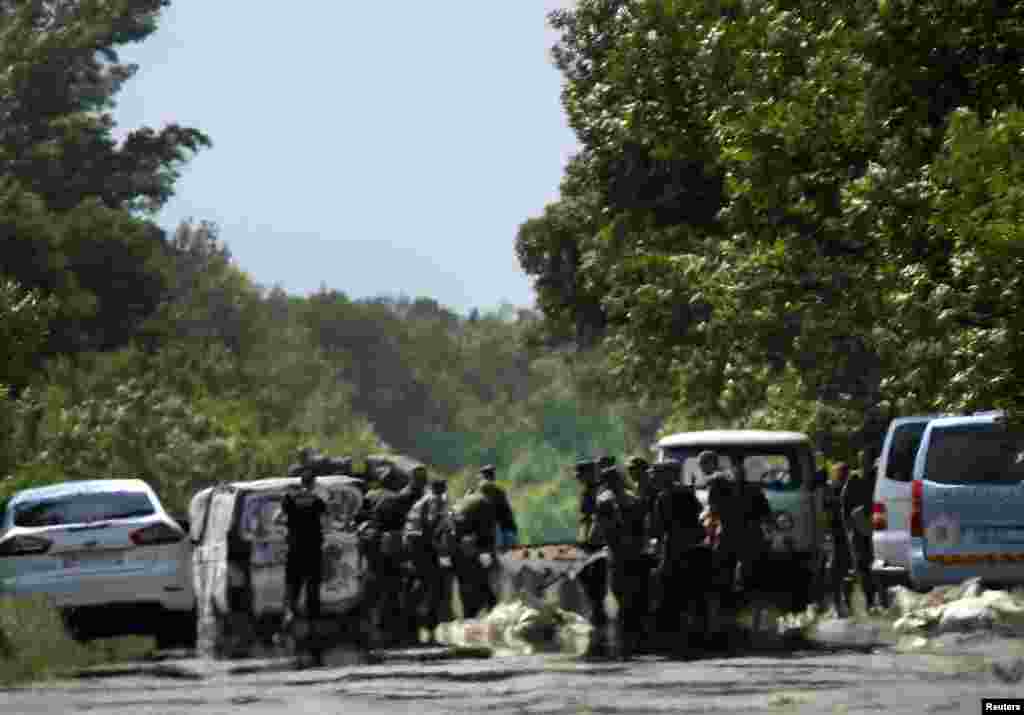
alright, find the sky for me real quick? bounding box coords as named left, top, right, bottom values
left=111, top=1, right=580, bottom=316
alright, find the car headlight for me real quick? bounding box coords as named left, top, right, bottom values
left=775, top=512, right=795, bottom=531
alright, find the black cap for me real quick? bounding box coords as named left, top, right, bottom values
left=597, top=455, right=616, bottom=470
left=479, top=464, right=496, bottom=478
left=430, top=479, right=447, bottom=493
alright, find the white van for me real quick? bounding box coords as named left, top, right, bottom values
left=871, top=416, right=941, bottom=583
left=655, top=430, right=826, bottom=608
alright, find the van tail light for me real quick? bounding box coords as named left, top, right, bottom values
left=910, top=479, right=924, bottom=538
left=0, top=535, right=53, bottom=556
left=872, top=502, right=887, bottom=531
left=130, top=523, right=184, bottom=547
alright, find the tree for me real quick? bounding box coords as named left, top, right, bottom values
left=528, top=0, right=1024, bottom=460
left=0, top=0, right=211, bottom=357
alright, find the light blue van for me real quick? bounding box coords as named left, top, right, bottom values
left=907, top=412, right=1024, bottom=589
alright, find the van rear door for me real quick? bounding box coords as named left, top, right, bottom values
left=918, top=420, right=1024, bottom=583
left=874, top=417, right=932, bottom=569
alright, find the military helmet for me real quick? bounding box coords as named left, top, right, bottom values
left=297, top=446, right=323, bottom=465
left=599, top=465, right=623, bottom=485
left=626, top=455, right=649, bottom=472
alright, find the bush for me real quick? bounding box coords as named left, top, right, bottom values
left=0, top=595, right=155, bottom=685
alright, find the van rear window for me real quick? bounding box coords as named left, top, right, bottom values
left=662, top=446, right=804, bottom=490
left=924, top=425, right=1024, bottom=485
left=885, top=422, right=929, bottom=482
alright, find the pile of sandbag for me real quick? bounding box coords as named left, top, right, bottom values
left=435, top=598, right=593, bottom=656
left=890, top=578, right=1024, bottom=636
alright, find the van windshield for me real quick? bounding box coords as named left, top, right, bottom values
left=924, top=424, right=1024, bottom=485
left=661, top=445, right=806, bottom=490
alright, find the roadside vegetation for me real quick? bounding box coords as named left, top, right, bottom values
left=0, top=595, right=155, bottom=686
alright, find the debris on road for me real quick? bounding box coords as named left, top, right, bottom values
left=435, top=598, right=593, bottom=656
left=889, top=578, right=1024, bottom=637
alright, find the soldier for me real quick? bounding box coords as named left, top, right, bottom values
left=625, top=456, right=655, bottom=526
left=648, top=459, right=704, bottom=650
left=404, top=478, right=451, bottom=641
left=450, top=480, right=501, bottom=618
left=359, top=464, right=427, bottom=645
left=287, top=446, right=323, bottom=478
left=275, top=458, right=328, bottom=629
left=841, top=464, right=881, bottom=610
left=593, top=465, right=648, bottom=660
left=575, top=458, right=610, bottom=654
left=476, top=464, right=519, bottom=548
left=827, top=462, right=854, bottom=616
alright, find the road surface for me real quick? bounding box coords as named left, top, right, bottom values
left=3, top=634, right=1023, bottom=715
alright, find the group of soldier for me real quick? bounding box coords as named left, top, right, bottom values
left=275, top=446, right=881, bottom=662
left=278, top=448, right=519, bottom=649
left=574, top=452, right=775, bottom=659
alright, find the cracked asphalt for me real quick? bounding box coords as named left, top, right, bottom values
left=3, top=634, right=1023, bottom=715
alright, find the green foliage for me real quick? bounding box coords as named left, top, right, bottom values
left=0, top=0, right=210, bottom=360
left=522, top=0, right=1024, bottom=462
left=0, top=595, right=155, bottom=685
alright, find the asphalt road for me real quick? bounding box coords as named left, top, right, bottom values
left=4, top=635, right=1023, bottom=715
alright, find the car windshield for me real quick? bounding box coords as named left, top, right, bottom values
left=885, top=422, right=929, bottom=482
left=924, top=424, right=1024, bottom=485
left=661, top=445, right=805, bottom=490
left=12, top=492, right=156, bottom=527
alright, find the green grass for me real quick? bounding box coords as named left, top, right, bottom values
left=0, top=595, right=156, bottom=686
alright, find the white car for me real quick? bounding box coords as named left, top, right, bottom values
left=0, top=479, right=195, bottom=647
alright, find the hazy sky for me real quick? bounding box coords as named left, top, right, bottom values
left=113, top=1, right=579, bottom=315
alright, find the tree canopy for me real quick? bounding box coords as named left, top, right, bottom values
left=518, top=0, right=1024, bottom=464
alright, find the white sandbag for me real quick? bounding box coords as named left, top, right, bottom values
left=808, top=618, right=884, bottom=647
left=937, top=590, right=1024, bottom=634
left=951, top=577, right=985, bottom=602
left=437, top=598, right=593, bottom=655
left=888, top=586, right=927, bottom=617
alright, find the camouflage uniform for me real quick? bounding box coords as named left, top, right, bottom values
left=575, top=459, right=610, bottom=646
left=404, top=479, right=451, bottom=638
left=827, top=464, right=854, bottom=615
left=450, top=484, right=500, bottom=618
left=476, top=465, right=519, bottom=548
left=648, top=460, right=705, bottom=647
left=594, top=466, right=648, bottom=659
left=359, top=468, right=425, bottom=644
left=841, top=470, right=879, bottom=608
